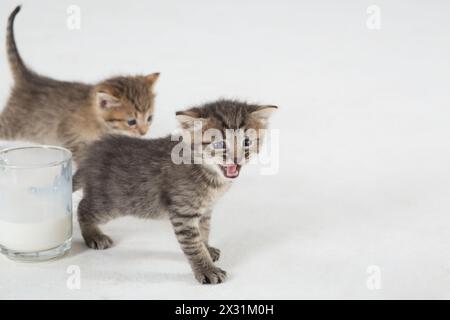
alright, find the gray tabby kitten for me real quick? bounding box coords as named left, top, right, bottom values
left=73, top=99, right=277, bottom=284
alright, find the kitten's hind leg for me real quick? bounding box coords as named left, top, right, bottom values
left=81, top=224, right=114, bottom=250
left=0, top=114, right=19, bottom=141
left=77, top=198, right=114, bottom=250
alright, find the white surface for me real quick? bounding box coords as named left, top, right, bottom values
left=0, top=0, right=450, bottom=299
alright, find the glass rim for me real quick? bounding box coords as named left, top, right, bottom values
left=0, top=145, right=72, bottom=169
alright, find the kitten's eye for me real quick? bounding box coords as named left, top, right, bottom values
left=244, top=137, right=252, bottom=147
left=147, top=115, right=153, bottom=123
left=212, top=141, right=226, bottom=149
left=127, top=119, right=137, bottom=126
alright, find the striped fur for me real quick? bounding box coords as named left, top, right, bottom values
left=0, top=6, right=159, bottom=163
left=74, top=99, right=277, bottom=284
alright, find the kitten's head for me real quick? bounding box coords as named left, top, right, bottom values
left=176, top=99, right=277, bottom=180
left=94, top=73, right=159, bottom=136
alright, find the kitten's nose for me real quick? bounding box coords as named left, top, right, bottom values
left=138, top=126, right=148, bottom=135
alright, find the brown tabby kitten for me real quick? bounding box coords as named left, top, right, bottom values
left=73, top=99, right=277, bottom=284
left=0, top=6, right=159, bottom=162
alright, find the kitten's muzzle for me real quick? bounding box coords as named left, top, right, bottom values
left=218, top=164, right=241, bottom=179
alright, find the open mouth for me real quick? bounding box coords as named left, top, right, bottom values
left=218, top=164, right=241, bottom=179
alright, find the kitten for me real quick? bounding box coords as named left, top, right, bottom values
left=73, top=99, right=277, bottom=284
left=0, top=6, right=159, bottom=162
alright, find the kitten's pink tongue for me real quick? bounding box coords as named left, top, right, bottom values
left=226, top=164, right=238, bottom=176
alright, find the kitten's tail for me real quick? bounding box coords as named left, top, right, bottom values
left=6, top=6, right=35, bottom=83
left=72, top=169, right=84, bottom=192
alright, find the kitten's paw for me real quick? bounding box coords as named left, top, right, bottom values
left=207, top=246, right=221, bottom=262
left=85, top=234, right=114, bottom=250
left=194, top=266, right=227, bottom=285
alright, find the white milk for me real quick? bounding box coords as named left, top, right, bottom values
left=0, top=190, right=72, bottom=252
left=0, top=215, right=71, bottom=252
left=0, top=145, right=73, bottom=254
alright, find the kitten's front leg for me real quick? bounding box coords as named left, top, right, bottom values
left=199, top=213, right=221, bottom=262
left=170, top=213, right=227, bottom=284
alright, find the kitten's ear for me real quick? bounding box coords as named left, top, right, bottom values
left=250, top=105, right=278, bottom=124
left=146, top=72, right=160, bottom=84
left=96, top=92, right=121, bottom=109
left=175, top=110, right=208, bottom=131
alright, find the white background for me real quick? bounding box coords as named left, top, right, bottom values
left=0, top=0, right=450, bottom=299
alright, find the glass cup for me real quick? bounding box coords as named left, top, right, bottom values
left=0, top=146, right=72, bottom=262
